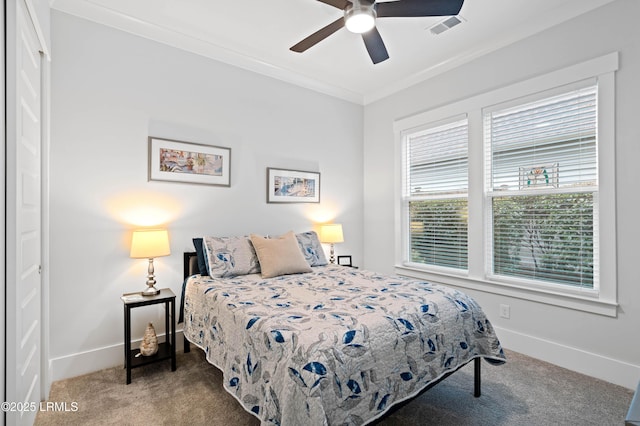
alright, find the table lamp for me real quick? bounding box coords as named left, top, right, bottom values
left=130, top=229, right=171, bottom=296
left=320, top=224, right=344, bottom=264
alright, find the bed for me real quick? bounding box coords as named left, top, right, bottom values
left=180, top=231, right=505, bottom=425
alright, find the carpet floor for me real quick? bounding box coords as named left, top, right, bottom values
left=34, top=349, right=633, bottom=425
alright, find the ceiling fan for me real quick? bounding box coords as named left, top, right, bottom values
left=290, top=0, right=465, bottom=64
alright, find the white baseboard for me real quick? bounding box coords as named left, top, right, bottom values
left=48, top=330, right=186, bottom=383
left=495, top=325, right=640, bottom=390
left=48, top=327, right=640, bottom=392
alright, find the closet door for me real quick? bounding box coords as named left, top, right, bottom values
left=0, top=3, right=5, bottom=422
left=5, top=1, right=44, bottom=424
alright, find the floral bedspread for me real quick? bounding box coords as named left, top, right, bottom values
left=183, top=265, right=505, bottom=425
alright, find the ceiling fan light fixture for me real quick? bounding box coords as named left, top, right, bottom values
left=344, top=3, right=376, bottom=34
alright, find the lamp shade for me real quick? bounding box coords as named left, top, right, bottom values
left=130, top=229, right=171, bottom=259
left=320, top=224, right=344, bottom=244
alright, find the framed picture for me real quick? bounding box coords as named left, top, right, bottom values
left=148, top=137, right=231, bottom=186
left=267, top=168, right=320, bottom=203
left=337, top=255, right=352, bottom=267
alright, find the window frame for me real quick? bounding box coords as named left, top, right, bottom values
left=401, top=114, right=469, bottom=273
left=484, top=80, right=599, bottom=293
left=394, top=53, right=618, bottom=317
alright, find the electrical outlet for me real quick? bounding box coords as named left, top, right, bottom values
left=499, top=304, right=510, bottom=319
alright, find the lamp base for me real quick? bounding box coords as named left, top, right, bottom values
left=142, top=258, right=160, bottom=296
left=141, top=285, right=160, bottom=296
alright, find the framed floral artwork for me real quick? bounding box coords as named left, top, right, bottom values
left=518, top=163, right=559, bottom=189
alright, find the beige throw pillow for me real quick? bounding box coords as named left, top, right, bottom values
left=250, top=231, right=312, bottom=278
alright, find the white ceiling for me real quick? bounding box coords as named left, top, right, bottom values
left=50, top=0, right=616, bottom=104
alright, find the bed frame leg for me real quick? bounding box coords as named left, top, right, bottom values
left=474, top=357, right=481, bottom=397
left=184, top=336, right=191, bottom=353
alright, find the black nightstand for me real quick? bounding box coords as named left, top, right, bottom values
left=121, top=288, right=176, bottom=384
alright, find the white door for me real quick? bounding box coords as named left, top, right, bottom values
left=1, top=3, right=6, bottom=423
left=6, top=0, right=43, bottom=424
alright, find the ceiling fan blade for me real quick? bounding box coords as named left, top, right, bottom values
left=376, top=0, right=464, bottom=18
left=290, top=17, right=345, bottom=53
left=317, top=0, right=351, bottom=10
left=361, top=27, right=389, bottom=64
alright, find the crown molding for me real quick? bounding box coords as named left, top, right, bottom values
left=50, top=0, right=618, bottom=106
left=50, top=0, right=366, bottom=105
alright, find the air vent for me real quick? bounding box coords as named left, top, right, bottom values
left=429, top=16, right=463, bottom=35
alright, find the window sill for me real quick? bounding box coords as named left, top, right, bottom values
left=394, top=265, right=618, bottom=317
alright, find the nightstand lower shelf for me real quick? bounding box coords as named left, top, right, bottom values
left=129, top=342, right=174, bottom=369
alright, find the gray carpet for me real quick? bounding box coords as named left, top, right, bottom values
left=35, top=349, right=633, bottom=426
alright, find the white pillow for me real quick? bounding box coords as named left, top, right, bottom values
left=250, top=231, right=312, bottom=278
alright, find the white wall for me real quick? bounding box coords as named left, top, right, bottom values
left=363, top=0, right=640, bottom=389
left=49, top=11, right=363, bottom=381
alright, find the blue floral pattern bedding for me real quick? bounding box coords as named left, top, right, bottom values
left=183, top=265, right=505, bottom=425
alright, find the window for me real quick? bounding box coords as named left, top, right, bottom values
left=485, top=84, right=598, bottom=290
left=395, top=53, right=618, bottom=316
left=402, top=117, right=468, bottom=270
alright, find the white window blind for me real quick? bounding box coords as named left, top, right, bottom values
left=404, top=118, right=468, bottom=270
left=485, top=84, right=598, bottom=289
